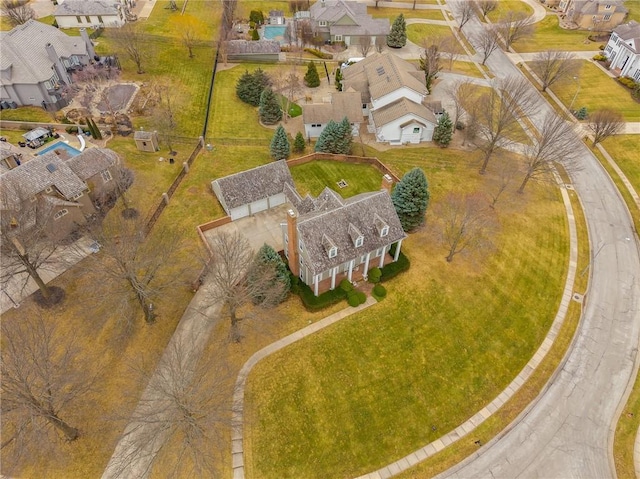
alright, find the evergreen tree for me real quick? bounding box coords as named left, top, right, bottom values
left=91, top=118, right=102, bottom=140
left=251, top=28, right=260, bottom=41
left=249, top=10, right=264, bottom=25
left=391, top=167, right=430, bottom=232
left=433, top=111, right=453, bottom=148
left=293, top=131, right=306, bottom=153
left=335, top=67, right=343, bottom=91
left=304, top=61, right=320, bottom=87
left=259, top=87, right=283, bottom=125
left=336, top=116, right=353, bottom=154
left=270, top=125, right=290, bottom=160
left=85, top=117, right=96, bottom=138
left=387, top=14, right=407, bottom=48
left=314, top=120, right=337, bottom=153
left=236, top=69, right=271, bottom=106
left=249, top=243, right=290, bottom=305
left=314, top=118, right=352, bottom=154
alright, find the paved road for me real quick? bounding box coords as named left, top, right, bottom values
left=437, top=3, right=640, bottom=479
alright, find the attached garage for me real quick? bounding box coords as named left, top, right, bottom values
left=211, top=161, right=294, bottom=221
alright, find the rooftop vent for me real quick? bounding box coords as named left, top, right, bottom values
left=46, top=163, right=57, bottom=173
left=376, top=66, right=385, bottom=76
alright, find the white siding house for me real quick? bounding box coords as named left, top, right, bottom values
left=370, top=99, right=436, bottom=145
left=54, top=0, right=125, bottom=28
left=302, top=90, right=363, bottom=139
left=604, top=21, right=640, bottom=81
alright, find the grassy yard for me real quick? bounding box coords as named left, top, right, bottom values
left=442, top=59, right=484, bottom=78
left=290, top=160, right=383, bottom=198
left=406, top=23, right=456, bottom=45
left=244, top=146, right=569, bottom=479
left=369, top=7, right=446, bottom=22
left=601, top=136, right=640, bottom=200
left=0, top=107, right=54, bottom=122
left=513, top=16, right=606, bottom=52
left=545, top=60, right=640, bottom=121
left=485, top=0, right=534, bottom=22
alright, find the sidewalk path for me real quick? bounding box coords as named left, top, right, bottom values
left=231, top=297, right=377, bottom=479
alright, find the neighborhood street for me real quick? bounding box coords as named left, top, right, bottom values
left=437, top=4, right=640, bottom=478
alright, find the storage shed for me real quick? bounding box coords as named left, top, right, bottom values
left=133, top=130, right=159, bottom=152
left=211, top=161, right=294, bottom=220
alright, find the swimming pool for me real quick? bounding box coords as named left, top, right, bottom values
left=263, top=25, right=286, bottom=41
left=37, top=141, right=82, bottom=157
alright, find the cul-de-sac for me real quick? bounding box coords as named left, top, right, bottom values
left=1, top=0, right=640, bottom=477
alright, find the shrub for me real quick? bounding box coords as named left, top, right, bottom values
left=574, top=106, right=588, bottom=120
left=297, top=282, right=346, bottom=311
left=368, top=267, right=381, bottom=283
left=592, top=53, right=607, bottom=61
left=304, top=48, right=333, bottom=59
left=293, top=131, right=306, bottom=153
left=373, top=283, right=387, bottom=298
left=289, top=274, right=300, bottom=294
left=356, top=291, right=366, bottom=304
left=65, top=126, right=78, bottom=134
left=339, top=278, right=354, bottom=292
left=249, top=10, right=264, bottom=25
left=347, top=292, right=360, bottom=307
left=304, top=61, right=320, bottom=87
left=380, top=251, right=410, bottom=282
left=251, top=29, right=260, bottom=41
left=599, top=44, right=605, bottom=50
left=249, top=20, right=256, bottom=29
left=619, top=76, right=638, bottom=89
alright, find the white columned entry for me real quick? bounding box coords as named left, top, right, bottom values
left=394, top=239, right=403, bottom=262
left=330, top=267, right=337, bottom=290
left=363, top=252, right=371, bottom=277
left=347, top=260, right=354, bottom=281
left=314, top=275, right=319, bottom=296
left=379, top=245, right=387, bottom=268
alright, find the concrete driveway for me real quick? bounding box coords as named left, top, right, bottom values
left=202, top=205, right=289, bottom=253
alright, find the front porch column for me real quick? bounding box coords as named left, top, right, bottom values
left=347, top=260, right=354, bottom=281
left=314, top=274, right=319, bottom=296
left=363, top=253, right=371, bottom=277
left=394, top=239, right=403, bottom=262
left=378, top=245, right=387, bottom=268
left=330, top=267, right=337, bottom=290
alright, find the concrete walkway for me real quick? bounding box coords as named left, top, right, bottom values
left=231, top=296, right=377, bottom=479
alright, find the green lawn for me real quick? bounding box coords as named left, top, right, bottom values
left=369, top=7, right=446, bottom=21
left=485, top=0, right=534, bottom=22
left=545, top=60, right=640, bottom=121
left=513, top=16, right=606, bottom=52
left=290, top=160, right=383, bottom=198
left=0, top=107, right=53, bottom=122
left=245, top=147, right=568, bottom=479
left=406, top=23, right=456, bottom=45
left=601, top=136, right=640, bottom=194
left=443, top=60, right=484, bottom=78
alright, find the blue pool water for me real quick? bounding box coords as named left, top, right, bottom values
left=263, top=25, right=286, bottom=40
left=37, top=141, right=82, bottom=157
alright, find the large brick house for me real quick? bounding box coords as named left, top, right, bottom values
left=309, top=0, right=389, bottom=47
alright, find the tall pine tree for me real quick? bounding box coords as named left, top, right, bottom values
left=249, top=243, right=290, bottom=305
left=304, top=61, right=320, bottom=87
left=391, top=167, right=430, bottom=232
left=433, top=111, right=453, bottom=148
left=293, top=131, right=306, bottom=153
left=314, top=118, right=352, bottom=154
left=387, top=14, right=407, bottom=48
left=336, top=117, right=353, bottom=154
left=270, top=125, right=290, bottom=160
left=259, top=87, right=282, bottom=125
left=236, top=69, right=271, bottom=106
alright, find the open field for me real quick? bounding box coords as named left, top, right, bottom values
left=244, top=147, right=570, bottom=479
left=513, top=16, right=606, bottom=52
left=545, top=60, right=640, bottom=121
left=601, top=136, right=640, bottom=194
left=406, top=23, right=456, bottom=45
left=369, top=7, right=445, bottom=21
left=485, top=0, right=534, bottom=22
left=0, top=107, right=53, bottom=122
left=290, top=159, right=383, bottom=198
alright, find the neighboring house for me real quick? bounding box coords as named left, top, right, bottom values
left=559, top=0, right=628, bottom=31
left=604, top=20, right=640, bottom=80
left=269, top=10, right=286, bottom=25
left=283, top=184, right=406, bottom=296
left=302, top=89, right=363, bottom=139
left=0, top=148, right=119, bottom=238
left=309, top=0, right=389, bottom=46
left=342, top=52, right=437, bottom=145
left=211, top=161, right=294, bottom=220
left=0, top=20, right=95, bottom=109
left=54, top=0, right=126, bottom=28
left=225, top=40, right=281, bottom=63
left=134, top=130, right=159, bottom=152
left=0, top=145, right=23, bottom=172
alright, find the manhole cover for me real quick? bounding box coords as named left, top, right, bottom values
left=565, top=184, right=574, bottom=190
left=572, top=293, right=584, bottom=303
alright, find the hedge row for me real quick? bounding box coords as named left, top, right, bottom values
left=380, top=251, right=410, bottom=282
left=304, top=48, right=333, bottom=59
left=292, top=274, right=347, bottom=311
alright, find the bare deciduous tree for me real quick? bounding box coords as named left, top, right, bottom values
left=477, top=0, right=497, bottom=17
left=497, top=11, right=533, bottom=49
left=204, top=232, right=288, bottom=342
left=153, top=84, right=178, bottom=153
left=588, top=108, right=624, bottom=146
left=221, top=0, right=237, bottom=34
left=464, top=76, right=538, bottom=173
left=519, top=113, right=581, bottom=192
left=375, top=35, right=386, bottom=53
left=111, top=23, right=147, bottom=74
left=441, top=35, right=463, bottom=70
left=456, top=1, right=476, bottom=30
left=419, top=40, right=442, bottom=94
left=488, top=153, right=519, bottom=208
left=530, top=50, right=581, bottom=92
left=1, top=311, right=93, bottom=469
left=0, top=0, right=34, bottom=26
left=358, top=34, right=373, bottom=57
left=178, top=15, right=205, bottom=59
left=435, top=192, right=498, bottom=262
left=445, top=78, right=475, bottom=130
left=475, top=25, right=501, bottom=65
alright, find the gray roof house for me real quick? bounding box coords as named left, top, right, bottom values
left=309, top=0, right=389, bottom=46
left=0, top=20, right=94, bottom=109
left=283, top=185, right=407, bottom=295
left=302, top=90, right=364, bottom=139
left=604, top=21, right=640, bottom=80
left=342, top=52, right=437, bottom=145
left=54, top=0, right=126, bottom=28
left=225, top=40, right=281, bottom=63
left=211, top=161, right=294, bottom=220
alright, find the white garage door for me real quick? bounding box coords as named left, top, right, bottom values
left=249, top=198, right=269, bottom=215
left=230, top=205, right=250, bottom=220
left=269, top=193, right=285, bottom=208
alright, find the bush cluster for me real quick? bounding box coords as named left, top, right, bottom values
left=339, top=279, right=354, bottom=292
left=592, top=54, right=607, bottom=62
left=373, top=283, right=387, bottom=299
left=380, top=251, right=410, bottom=282
left=619, top=76, right=638, bottom=89
left=297, top=282, right=347, bottom=311
left=347, top=290, right=366, bottom=307
left=367, top=267, right=381, bottom=284
left=304, top=48, right=333, bottom=59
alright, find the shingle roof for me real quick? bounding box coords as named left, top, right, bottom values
left=22, top=128, right=50, bottom=141
left=134, top=130, right=155, bottom=140
left=613, top=21, right=640, bottom=52
left=65, top=148, right=118, bottom=180
left=302, top=91, right=363, bottom=124
left=226, top=40, right=281, bottom=55
left=574, top=0, right=627, bottom=15
left=296, top=188, right=406, bottom=275
left=371, top=97, right=436, bottom=128
left=310, top=0, right=389, bottom=36
left=0, top=20, right=89, bottom=86
left=55, top=0, right=120, bottom=16
left=211, top=161, right=294, bottom=211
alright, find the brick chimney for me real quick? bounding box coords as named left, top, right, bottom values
left=381, top=174, right=394, bottom=193
left=45, top=43, right=71, bottom=85
left=286, top=209, right=299, bottom=276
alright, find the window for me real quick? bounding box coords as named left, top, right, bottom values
left=72, top=192, right=83, bottom=200
left=328, top=246, right=337, bottom=258
left=85, top=16, right=91, bottom=22
left=381, top=225, right=389, bottom=237
left=362, top=103, right=367, bottom=109
left=319, top=20, right=327, bottom=26
left=311, top=123, right=322, bottom=128
left=334, top=35, right=342, bottom=41
left=603, top=14, right=611, bottom=20
left=54, top=209, right=69, bottom=220
left=355, top=236, right=363, bottom=247
left=45, top=186, right=53, bottom=193
left=76, top=15, right=82, bottom=23
left=375, top=248, right=382, bottom=257
left=605, top=4, right=611, bottom=8
left=101, top=170, right=113, bottom=182
left=413, top=127, right=420, bottom=134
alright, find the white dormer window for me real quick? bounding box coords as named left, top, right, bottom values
left=329, top=246, right=337, bottom=258
left=319, top=20, right=327, bottom=26
left=45, top=186, right=53, bottom=193
left=605, top=4, right=611, bottom=8
left=101, top=170, right=112, bottom=182
left=381, top=225, right=389, bottom=237
left=54, top=209, right=69, bottom=220
left=355, top=236, right=363, bottom=247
